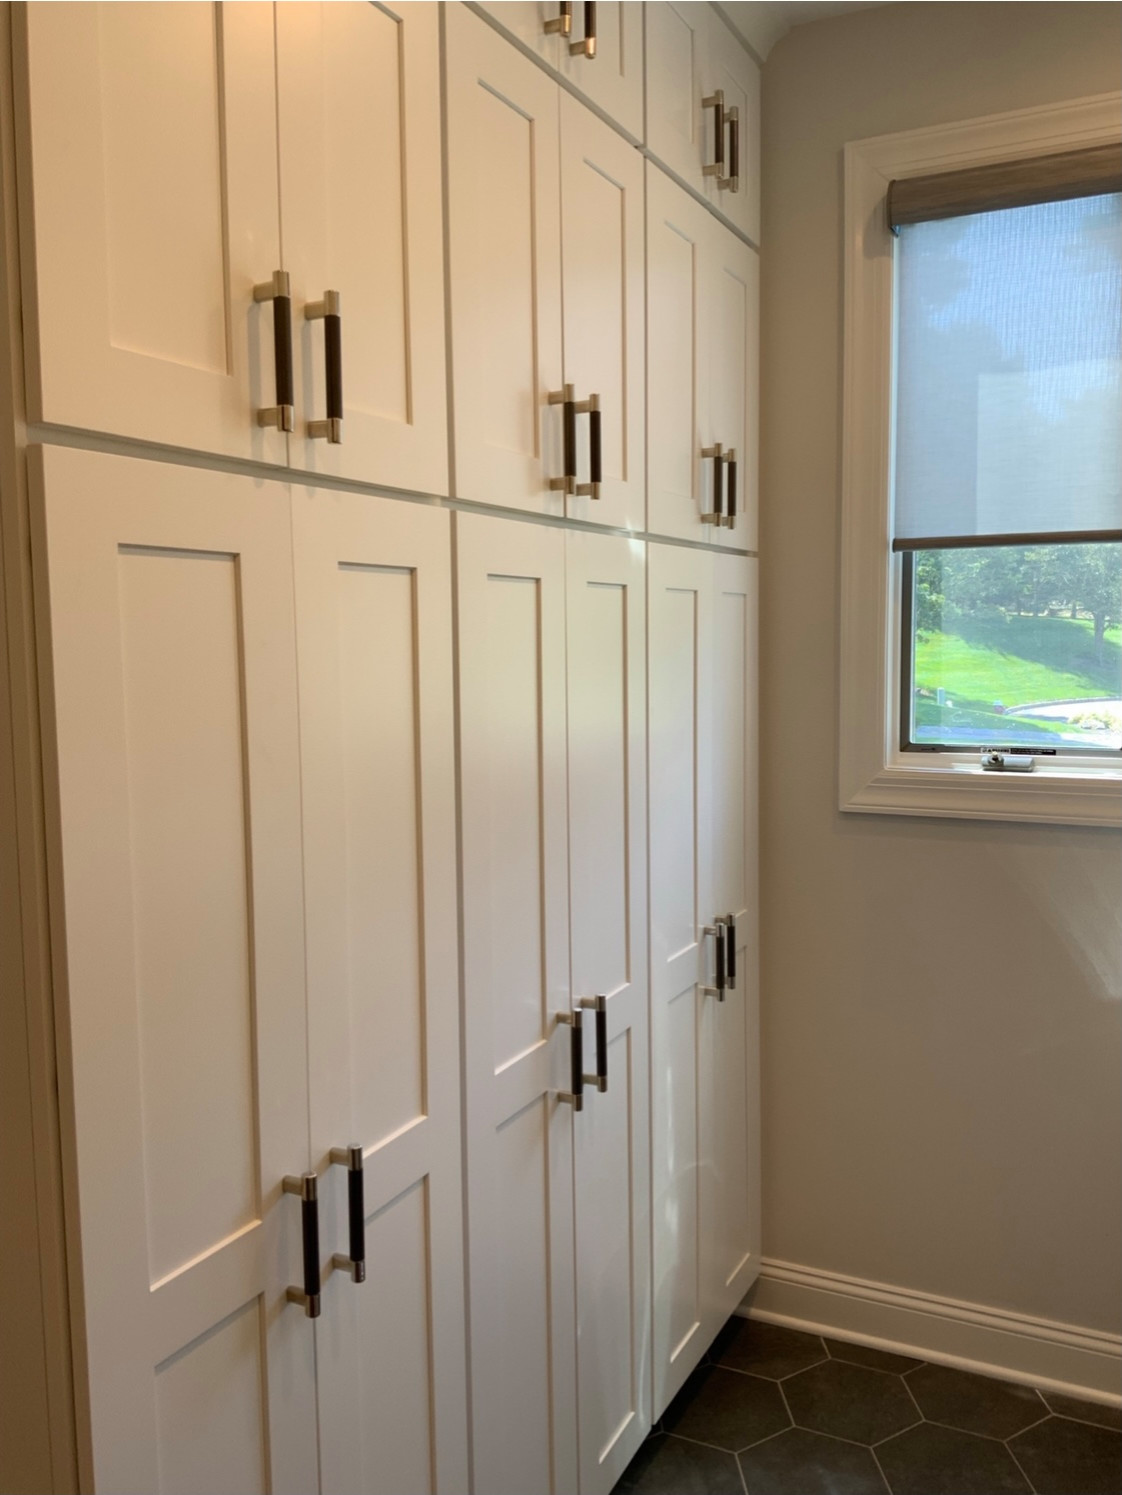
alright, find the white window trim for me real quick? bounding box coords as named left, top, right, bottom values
left=839, top=92, right=1122, bottom=828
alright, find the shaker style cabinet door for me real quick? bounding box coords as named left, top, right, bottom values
left=455, top=513, right=577, bottom=1495
left=292, top=494, right=468, bottom=1495
left=705, top=218, right=759, bottom=551
left=559, top=94, right=646, bottom=531
left=701, top=9, right=761, bottom=245
left=446, top=6, right=565, bottom=515
left=647, top=542, right=717, bottom=1415
left=559, top=1, right=644, bottom=139
left=705, top=554, right=761, bottom=1328
left=646, top=166, right=711, bottom=541
left=30, top=446, right=316, bottom=1495
left=16, top=4, right=287, bottom=464
left=276, top=2, right=450, bottom=496
left=566, top=532, right=652, bottom=1494
left=477, top=1, right=566, bottom=67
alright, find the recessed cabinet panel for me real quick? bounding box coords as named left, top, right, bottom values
left=560, top=96, right=646, bottom=530
left=447, top=7, right=564, bottom=514
left=32, top=447, right=315, bottom=1495
left=457, top=513, right=576, bottom=1495
left=646, top=167, right=709, bottom=540
left=707, top=223, right=759, bottom=550
left=566, top=532, right=651, bottom=1493
left=293, top=491, right=467, bottom=1495
left=19, top=4, right=284, bottom=462
left=645, top=2, right=709, bottom=188
left=277, top=2, right=449, bottom=494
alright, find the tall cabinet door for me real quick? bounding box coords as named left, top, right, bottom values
left=566, top=533, right=651, bottom=1493
left=456, top=514, right=577, bottom=1495
left=706, top=221, right=759, bottom=552
left=30, top=446, right=316, bottom=1495
left=292, top=493, right=467, bottom=1495
left=447, top=6, right=564, bottom=515
left=17, top=4, right=286, bottom=464
left=704, top=555, right=761, bottom=1329
left=647, top=542, right=716, bottom=1416
left=276, top=3, right=449, bottom=496
left=560, top=95, right=646, bottom=532
left=646, top=168, right=712, bottom=541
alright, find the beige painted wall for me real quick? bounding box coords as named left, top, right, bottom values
left=759, top=2, right=1121, bottom=1334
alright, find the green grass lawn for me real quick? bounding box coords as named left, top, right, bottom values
left=915, top=613, right=1122, bottom=708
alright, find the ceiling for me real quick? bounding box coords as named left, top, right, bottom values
left=716, top=2, right=888, bottom=61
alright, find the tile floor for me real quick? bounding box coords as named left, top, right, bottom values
left=615, top=1319, right=1122, bottom=1495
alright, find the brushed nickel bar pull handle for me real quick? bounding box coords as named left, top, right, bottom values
left=725, top=448, right=738, bottom=530
left=570, top=1, right=596, bottom=57
left=254, top=270, right=294, bottom=433
left=557, top=1009, right=584, bottom=1110
left=702, top=923, right=727, bottom=1001
left=727, top=105, right=740, bottom=193
left=548, top=384, right=576, bottom=494
left=283, top=1172, right=321, bottom=1318
left=724, top=915, right=737, bottom=991
left=574, top=392, right=601, bottom=499
left=329, top=1145, right=366, bottom=1284
left=305, top=291, right=343, bottom=443
left=702, top=89, right=725, bottom=179
left=701, top=444, right=724, bottom=524
left=545, top=1, right=572, bottom=36
left=580, top=995, right=608, bottom=1092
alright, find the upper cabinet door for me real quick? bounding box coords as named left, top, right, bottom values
left=31, top=446, right=316, bottom=1495
left=446, top=6, right=565, bottom=515
left=706, top=220, right=759, bottom=550
left=559, top=1, right=644, bottom=139
left=17, top=4, right=286, bottom=464
left=560, top=94, right=645, bottom=531
left=566, top=532, right=651, bottom=1493
left=646, top=167, right=713, bottom=541
left=276, top=3, right=449, bottom=497
left=477, top=1, right=564, bottom=67
left=645, top=4, right=760, bottom=243
left=293, top=492, right=467, bottom=1495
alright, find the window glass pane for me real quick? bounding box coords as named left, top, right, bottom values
left=894, top=194, right=1122, bottom=544
left=909, top=542, right=1122, bottom=750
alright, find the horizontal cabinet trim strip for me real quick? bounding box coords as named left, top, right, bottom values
left=887, top=143, right=1122, bottom=229
left=892, top=528, right=1122, bottom=552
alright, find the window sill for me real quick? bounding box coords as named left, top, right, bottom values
left=842, top=759, right=1122, bottom=827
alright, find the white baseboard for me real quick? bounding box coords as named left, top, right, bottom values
left=740, top=1258, right=1121, bottom=1407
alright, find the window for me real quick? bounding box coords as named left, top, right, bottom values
left=839, top=96, right=1122, bottom=826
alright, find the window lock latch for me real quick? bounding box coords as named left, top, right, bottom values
left=982, top=751, right=1035, bottom=773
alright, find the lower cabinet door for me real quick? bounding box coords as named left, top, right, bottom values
left=31, top=446, right=318, bottom=1495
left=292, top=491, right=468, bottom=1495
left=705, top=555, right=761, bottom=1325
left=647, top=542, right=716, bottom=1416
left=566, top=533, right=651, bottom=1492
left=455, top=512, right=578, bottom=1495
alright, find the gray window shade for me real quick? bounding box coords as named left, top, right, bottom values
left=892, top=192, right=1122, bottom=551
left=887, top=144, right=1122, bottom=231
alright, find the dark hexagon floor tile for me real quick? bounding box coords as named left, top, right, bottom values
left=662, top=1363, right=790, bottom=1452
left=905, top=1362, right=1046, bottom=1439
left=619, top=1433, right=745, bottom=1495
left=823, top=1337, right=923, bottom=1374
left=875, top=1422, right=1032, bottom=1495
left=783, top=1359, right=918, bottom=1445
left=1042, top=1391, right=1122, bottom=1431
left=712, top=1317, right=828, bottom=1380
left=738, top=1427, right=889, bottom=1495
left=1009, top=1414, right=1122, bottom=1495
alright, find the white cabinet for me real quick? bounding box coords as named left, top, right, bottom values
left=31, top=445, right=469, bottom=1495
left=292, top=491, right=468, bottom=1495
left=647, top=542, right=760, bottom=1416
left=647, top=166, right=759, bottom=548
left=18, top=2, right=448, bottom=495
left=479, top=1, right=644, bottom=138
left=31, top=446, right=317, bottom=1495
left=456, top=514, right=651, bottom=1494
left=645, top=2, right=761, bottom=244
left=447, top=6, right=645, bottom=528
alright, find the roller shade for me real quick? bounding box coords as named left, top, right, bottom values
left=892, top=191, right=1122, bottom=551
left=887, top=144, right=1122, bottom=231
